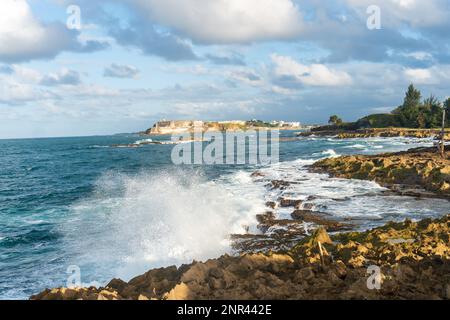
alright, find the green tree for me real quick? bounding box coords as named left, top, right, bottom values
left=328, top=115, right=343, bottom=125
left=403, top=84, right=422, bottom=108
left=444, top=97, right=450, bottom=124
left=393, top=84, right=422, bottom=127
left=416, top=112, right=426, bottom=128
left=421, top=95, right=442, bottom=128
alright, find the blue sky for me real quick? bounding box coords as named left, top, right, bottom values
left=1, top=0, right=450, bottom=138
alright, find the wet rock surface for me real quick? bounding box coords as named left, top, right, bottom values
left=312, top=146, right=450, bottom=199
left=32, top=215, right=450, bottom=300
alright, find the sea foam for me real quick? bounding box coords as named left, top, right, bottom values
left=62, top=168, right=264, bottom=282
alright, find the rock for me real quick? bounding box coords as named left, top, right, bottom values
left=295, top=267, right=315, bottom=282
left=265, top=201, right=277, bottom=209
left=291, top=210, right=352, bottom=232
left=301, top=203, right=315, bottom=210
left=31, top=215, right=450, bottom=301
left=107, top=278, right=128, bottom=292
left=209, top=267, right=224, bottom=279
left=310, top=227, right=333, bottom=245
left=279, top=197, right=302, bottom=208
left=251, top=171, right=265, bottom=178
left=311, top=146, right=450, bottom=198
left=301, top=128, right=450, bottom=140
left=270, top=180, right=290, bottom=190
left=348, top=255, right=366, bottom=268
left=165, top=283, right=191, bottom=300
left=332, top=260, right=347, bottom=279
left=256, top=211, right=275, bottom=224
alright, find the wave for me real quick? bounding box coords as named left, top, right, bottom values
left=61, top=168, right=264, bottom=282
left=134, top=138, right=153, bottom=145
left=345, top=144, right=366, bottom=149
left=313, top=149, right=339, bottom=158
left=89, top=145, right=110, bottom=149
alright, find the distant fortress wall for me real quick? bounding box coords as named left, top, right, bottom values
left=150, top=120, right=196, bottom=134
left=146, top=120, right=303, bottom=135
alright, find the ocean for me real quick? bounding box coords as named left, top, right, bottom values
left=0, top=131, right=449, bottom=299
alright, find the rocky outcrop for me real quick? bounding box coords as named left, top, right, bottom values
left=144, top=120, right=301, bottom=135
left=299, top=128, right=450, bottom=140
left=312, top=146, right=450, bottom=198
left=31, top=215, right=450, bottom=300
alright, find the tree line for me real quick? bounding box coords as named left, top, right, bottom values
left=328, top=84, right=450, bottom=129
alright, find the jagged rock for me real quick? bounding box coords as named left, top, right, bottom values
left=312, top=146, right=450, bottom=198
left=31, top=215, right=450, bottom=300
left=265, top=201, right=277, bottom=209
left=310, top=227, right=333, bottom=245
left=299, top=128, right=450, bottom=140
left=279, top=197, right=302, bottom=208
left=291, top=210, right=353, bottom=232
left=269, top=180, right=290, bottom=190
left=250, top=171, right=265, bottom=178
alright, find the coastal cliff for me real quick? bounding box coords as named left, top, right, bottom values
left=312, top=146, right=450, bottom=198
left=144, top=120, right=301, bottom=135
left=31, top=215, right=450, bottom=300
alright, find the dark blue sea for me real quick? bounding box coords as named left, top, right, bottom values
left=0, top=131, right=448, bottom=299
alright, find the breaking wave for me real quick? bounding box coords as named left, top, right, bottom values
left=61, top=168, right=264, bottom=282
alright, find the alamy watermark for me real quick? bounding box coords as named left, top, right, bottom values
left=66, top=265, right=101, bottom=289
left=367, top=5, right=381, bottom=30
left=170, top=121, right=279, bottom=165
left=366, top=265, right=382, bottom=290
left=66, top=5, right=82, bottom=30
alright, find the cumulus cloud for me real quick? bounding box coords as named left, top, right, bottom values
left=128, top=0, right=303, bottom=44
left=0, top=77, right=55, bottom=105
left=205, top=53, right=246, bottom=66
left=403, top=66, right=450, bottom=85
left=404, top=68, right=433, bottom=83
left=0, top=0, right=108, bottom=63
left=40, top=69, right=82, bottom=86
left=104, top=64, right=140, bottom=78
left=227, top=69, right=264, bottom=87
left=271, top=54, right=353, bottom=87
left=344, top=0, right=450, bottom=28
left=109, top=21, right=198, bottom=61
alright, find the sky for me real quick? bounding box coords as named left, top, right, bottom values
left=0, top=0, right=450, bottom=139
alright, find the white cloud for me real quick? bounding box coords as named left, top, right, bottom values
left=402, top=51, right=433, bottom=61
left=226, top=69, right=264, bottom=87
left=404, top=68, right=432, bottom=83
left=104, top=64, right=140, bottom=79
left=40, top=68, right=82, bottom=86
left=11, top=65, right=43, bottom=83
left=345, top=0, right=449, bottom=28
left=0, top=0, right=70, bottom=61
left=271, top=54, right=353, bottom=87
left=130, top=0, right=303, bottom=43
left=270, top=85, right=297, bottom=95
left=0, top=77, right=54, bottom=105
left=0, top=0, right=108, bottom=63
left=403, top=66, right=450, bottom=85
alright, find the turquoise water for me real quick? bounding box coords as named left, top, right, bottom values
left=0, top=131, right=448, bottom=299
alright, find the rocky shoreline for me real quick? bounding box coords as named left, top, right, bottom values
left=31, top=215, right=450, bottom=300
left=30, top=145, right=450, bottom=300
left=312, top=146, right=450, bottom=199
left=299, top=128, right=450, bottom=140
